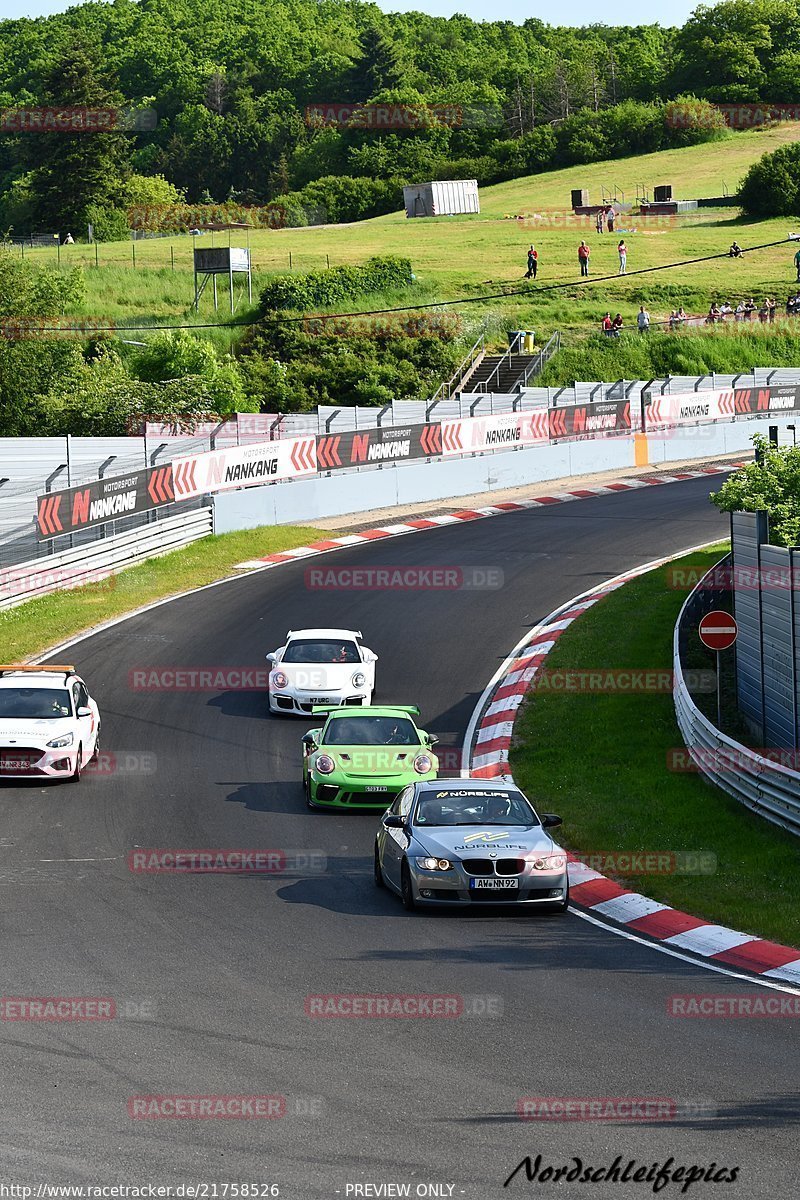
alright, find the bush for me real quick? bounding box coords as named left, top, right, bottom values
left=711, top=435, right=800, bottom=547
left=258, top=255, right=414, bottom=313
left=739, top=142, right=800, bottom=217
left=85, top=204, right=130, bottom=242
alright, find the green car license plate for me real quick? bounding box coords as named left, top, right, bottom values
left=364, top=785, right=388, bottom=792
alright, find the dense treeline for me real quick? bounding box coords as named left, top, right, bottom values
left=0, top=0, right=798, bottom=232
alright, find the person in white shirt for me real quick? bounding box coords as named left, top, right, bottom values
left=637, top=306, right=650, bottom=333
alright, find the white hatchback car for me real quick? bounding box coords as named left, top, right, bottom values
left=0, top=665, right=100, bottom=782
left=266, top=629, right=378, bottom=716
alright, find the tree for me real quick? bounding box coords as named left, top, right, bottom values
left=739, top=141, right=800, bottom=216
left=710, top=437, right=800, bottom=547
left=350, top=25, right=405, bottom=97
left=23, top=41, right=132, bottom=235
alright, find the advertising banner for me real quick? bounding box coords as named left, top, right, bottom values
left=645, top=386, right=800, bottom=429
left=549, top=400, right=632, bottom=440
left=171, top=436, right=317, bottom=500
left=36, top=465, right=174, bottom=540
left=439, top=410, right=549, bottom=456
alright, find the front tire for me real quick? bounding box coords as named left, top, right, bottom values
left=71, top=744, right=83, bottom=783
left=90, top=723, right=100, bottom=764
left=304, top=773, right=318, bottom=810
left=400, top=862, right=416, bottom=911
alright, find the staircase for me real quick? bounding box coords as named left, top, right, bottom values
left=463, top=352, right=540, bottom=394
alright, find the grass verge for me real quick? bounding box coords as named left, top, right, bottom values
left=510, top=543, right=800, bottom=948
left=0, top=523, right=326, bottom=663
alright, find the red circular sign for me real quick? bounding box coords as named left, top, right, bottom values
left=698, top=611, right=738, bottom=651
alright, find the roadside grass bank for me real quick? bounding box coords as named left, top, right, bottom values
left=510, top=544, right=800, bottom=947
left=0, top=523, right=326, bottom=662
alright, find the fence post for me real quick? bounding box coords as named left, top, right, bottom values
left=132, top=242, right=136, bottom=269
left=171, top=245, right=174, bottom=271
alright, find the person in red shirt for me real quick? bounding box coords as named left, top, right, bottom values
left=578, top=241, right=590, bottom=277
left=525, top=245, right=538, bottom=279
left=602, top=312, right=613, bottom=336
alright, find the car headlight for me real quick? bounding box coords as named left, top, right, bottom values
left=271, top=670, right=288, bottom=690
left=415, top=857, right=452, bottom=871
left=413, top=753, right=433, bottom=774
left=531, top=854, right=567, bottom=871
left=351, top=671, right=367, bottom=688
left=315, top=754, right=335, bottom=775
left=46, top=732, right=74, bottom=748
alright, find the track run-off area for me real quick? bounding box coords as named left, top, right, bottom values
left=1, top=475, right=796, bottom=1197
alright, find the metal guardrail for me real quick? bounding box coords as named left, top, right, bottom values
left=0, top=508, right=212, bottom=610
left=673, top=554, right=800, bottom=837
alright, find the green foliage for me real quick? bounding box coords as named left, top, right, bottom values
left=258, top=255, right=413, bottom=312
left=130, top=329, right=247, bottom=410
left=22, top=40, right=132, bottom=234
left=740, top=142, right=800, bottom=217
left=85, top=204, right=130, bottom=242
left=238, top=313, right=461, bottom=411
left=710, top=436, right=800, bottom=547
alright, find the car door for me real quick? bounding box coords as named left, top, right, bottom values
left=380, top=785, right=414, bottom=889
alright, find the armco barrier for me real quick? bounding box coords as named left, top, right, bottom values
left=0, top=508, right=212, bottom=610
left=673, top=555, right=800, bottom=836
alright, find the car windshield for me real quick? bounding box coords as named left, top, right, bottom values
left=0, top=688, right=72, bottom=719
left=283, top=639, right=360, bottom=664
left=414, top=789, right=538, bottom=827
left=324, top=715, right=419, bottom=746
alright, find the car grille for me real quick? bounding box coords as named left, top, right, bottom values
left=470, top=889, right=521, bottom=902
left=462, top=858, right=526, bottom=876
left=316, top=786, right=399, bottom=806
left=0, top=747, right=44, bottom=774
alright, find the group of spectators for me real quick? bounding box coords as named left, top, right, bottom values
left=602, top=306, right=652, bottom=337
left=702, top=298, right=778, bottom=323
left=525, top=237, right=629, bottom=280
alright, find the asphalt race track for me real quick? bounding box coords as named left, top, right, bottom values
left=1, top=476, right=796, bottom=1197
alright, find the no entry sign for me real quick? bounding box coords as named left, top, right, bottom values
left=698, top=611, right=738, bottom=652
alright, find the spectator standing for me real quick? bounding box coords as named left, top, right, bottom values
left=595, top=210, right=604, bottom=235
left=617, top=239, right=627, bottom=275
left=758, top=300, right=769, bottom=323
left=677, top=306, right=687, bottom=322
left=768, top=297, right=777, bottom=322
left=602, top=312, right=613, bottom=336
left=525, top=245, right=538, bottom=279
left=607, top=206, right=616, bottom=233
left=578, top=241, right=591, bottom=276
left=794, top=245, right=800, bottom=280
left=637, top=305, right=650, bottom=334
left=745, top=297, right=756, bottom=320
left=735, top=300, right=745, bottom=321
left=611, top=313, right=623, bottom=337
left=669, top=309, right=680, bottom=329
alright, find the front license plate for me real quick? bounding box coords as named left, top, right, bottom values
left=364, top=785, right=389, bottom=793
left=310, top=697, right=333, bottom=705
left=1, top=758, right=32, bottom=771
left=470, top=878, right=519, bottom=890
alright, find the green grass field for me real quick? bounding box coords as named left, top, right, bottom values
left=510, top=545, right=800, bottom=948
left=15, top=122, right=800, bottom=352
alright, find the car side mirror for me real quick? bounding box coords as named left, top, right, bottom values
left=302, top=733, right=317, bottom=750
left=542, top=813, right=562, bottom=828
left=426, top=734, right=439, bottom=747
left=76, top=706, right=91, bottom=718
left=362, top=648, right=377, bottom=662
left=384, top=814, right=405, bottom=828
left=266, top=652, right=277, bottom=664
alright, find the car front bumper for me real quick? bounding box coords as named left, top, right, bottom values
left=271, top=688, right=371, bottom=715
left=0, top=745, right=79, bottom=779
left=309, top=771, right=435, bottom=809
left=407, top=862, right=569, bottom=905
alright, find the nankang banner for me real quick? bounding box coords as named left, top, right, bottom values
left=644, top=385, right=800, bottom=429
left=316, top=424, right=440, bottom=471
left=549, top=400, right=631, bottom=440
left=36, top=465, right=174, bottom=540
left=171, top=435, right=317, bottom=499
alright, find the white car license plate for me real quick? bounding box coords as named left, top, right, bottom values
left=470, top=878, right=518, bottom=890
left=364, top=785, right=388, bottom=792
left=310, top=697, right=333, bottom=705
left=1, top=757, right=32, bottom=770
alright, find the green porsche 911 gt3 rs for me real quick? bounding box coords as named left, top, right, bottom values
left=302, top=705, right=439, bottom=810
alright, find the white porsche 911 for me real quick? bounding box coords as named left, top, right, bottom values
left=266, top=629, right=378, bottom=715
left=0, top=665, right=100, bottom=782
